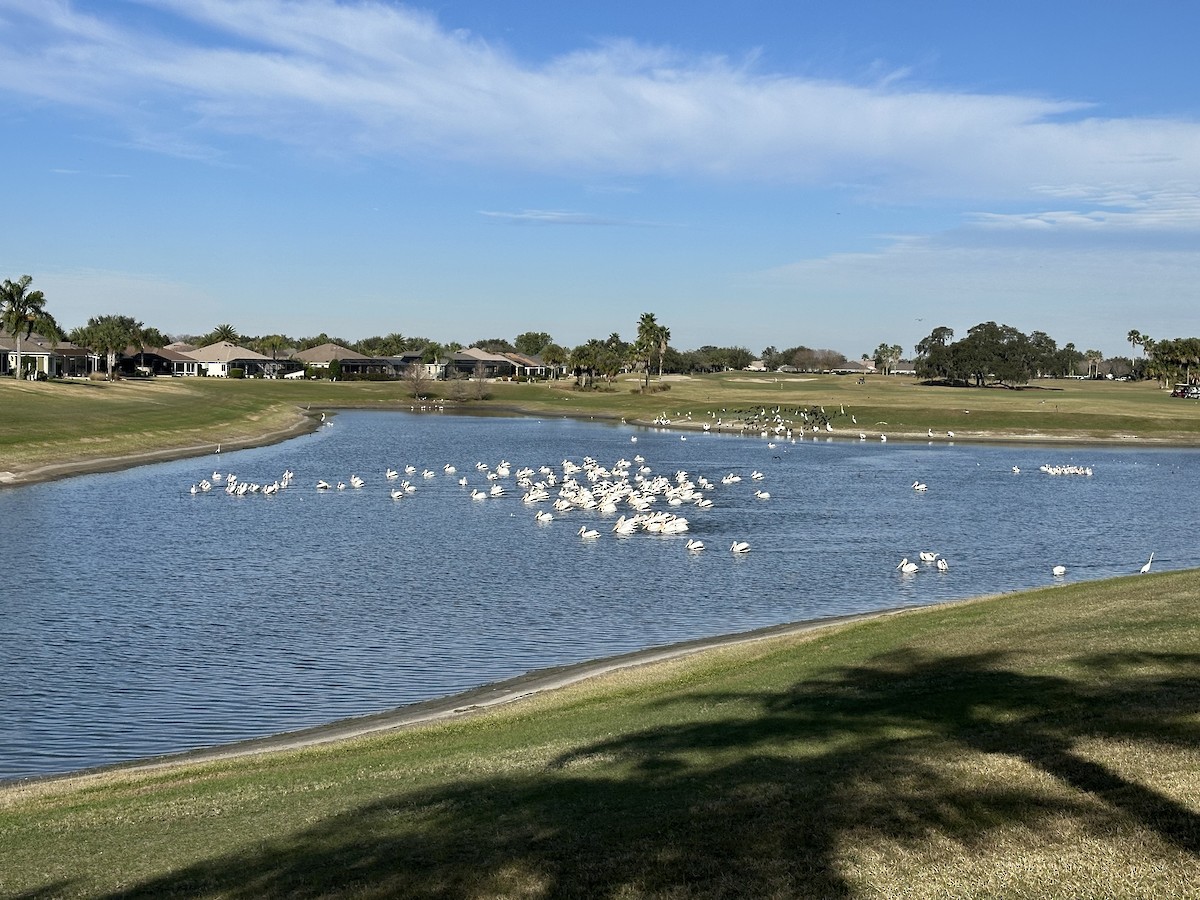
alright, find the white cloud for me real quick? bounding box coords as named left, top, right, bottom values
left=479, top=209, right=658, bottom=226
left=2, top=0, right=1199, bottom=206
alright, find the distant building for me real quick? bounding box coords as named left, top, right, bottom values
left=185, top=341, right=275, bottom=377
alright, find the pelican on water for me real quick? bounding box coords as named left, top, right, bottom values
left=578, top=526, right=600, bottom=539
left=1052, top=565, right=1067, bottom=577
left=912, top=480, right=928, bottom=492
left=1140, top=552, right=1154, bottom=574
left=730, top=541, right=751, bottom=553
left=896, top=558, right=919, bottom=574
left=936, top=558, right=949, bottom=571
left=918, top=551, right=938, bottom=562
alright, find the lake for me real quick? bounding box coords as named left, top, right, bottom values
left=3, top=410, right=1197, bottom=781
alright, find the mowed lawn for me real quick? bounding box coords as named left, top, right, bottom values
left=3, top=571, right=1198, bottom=898
left=3, top=373, right=1200, bottom=476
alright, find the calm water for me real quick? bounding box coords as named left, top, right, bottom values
left=3, top=411, right=1198, bottom=781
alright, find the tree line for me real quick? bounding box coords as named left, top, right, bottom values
left=8, top=274, right=1199, bottom=387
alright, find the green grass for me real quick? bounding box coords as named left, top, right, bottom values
left=3, top=373, right=1200, bottom=478
left=3, top=572, right=1198, bottom=898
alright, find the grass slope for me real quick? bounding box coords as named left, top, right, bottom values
left=3, top=571, right=1198, bottom=898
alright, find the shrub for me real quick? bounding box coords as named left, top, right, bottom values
left=229, top=368, right=245, bottom=379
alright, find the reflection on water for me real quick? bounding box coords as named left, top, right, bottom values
left=2, top=411, right=1197, bottom=780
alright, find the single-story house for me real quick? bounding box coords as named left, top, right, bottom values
left=117, top=345, right=200, bottom=377
left=185, top=341, right=274, bottom=377
left=0, top=328, right=98, bottom=378
left=446, top=348, right=517, bottom=380
left=502, top=351, right=560, bottom=379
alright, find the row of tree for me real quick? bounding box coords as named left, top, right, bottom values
left=9, top=275, right=1200, bottom=388
left=910, top=323, right=1200, bottom=387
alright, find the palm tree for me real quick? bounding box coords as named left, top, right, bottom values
left=657, top=323, right=671, bottom=378
left=71, top=315, right=141, bottom=381
left=1, top=275, right=58, bottom=380
left=635, top=312, right=660, bottom=389
left=208, top=323, right=239, bottom=345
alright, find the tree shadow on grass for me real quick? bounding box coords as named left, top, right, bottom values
left=94, top=649, right=1200, bottom=898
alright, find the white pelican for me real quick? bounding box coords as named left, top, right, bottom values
left=316, top=480, right=330, bottom=490
left=947, top=431, right=955, bottom=438
left=1140, top=552, right=1154, bottom=574
left=896, top=558, right=919, bottom=574
left=458, top=476, right=468, bottom=486
left=880, top=435, right=887, bottom=442
left=386, top=468, right=399, bottom=480
left=936, top=558, right=949, bottom=571
left=730, top=541, right=751, bottom=553
left=350, top=475, right=365, bottom=488
left=336, top=481, right=346, bottom=490
left=444, top=464, right=457, bottom=474
left=859, top=433, right=867, bottom=441
left=535, top=510, right=554, bottom=523
left=471, top=489, right=487, bottom=500
left=686, top=539, right=705, bottom=551
left=578, top=526, right=600, bottom=539
left=390, top=488, right=404, bottom=500
left=1012, top=466, right=1020, bottom=474
left=1052, top=565, right=1067, bottom=577
left=927, top=428, right=933, bottom=438
left=918, top=551, right=938, bottom=562
left=912, top=480, right=928, bottom=492
left=754, top=489, right=770, bottom=500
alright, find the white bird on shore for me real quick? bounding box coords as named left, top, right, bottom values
left=1052, top=565, right=1067, bottom=577
left=731, top=541, right=751, bottom=553
left=1140, top=552, right=1154, bottom=574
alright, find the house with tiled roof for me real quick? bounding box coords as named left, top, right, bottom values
left=0, top=327, right=96, bottom=378
left=185, top=341, right=274, bottom=377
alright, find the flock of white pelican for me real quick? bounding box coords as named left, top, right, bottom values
left=188, top=452, right=762, bottom=554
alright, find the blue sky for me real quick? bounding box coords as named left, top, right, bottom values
left=2, top=1, right=1198, bottom=358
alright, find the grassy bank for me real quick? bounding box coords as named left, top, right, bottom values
left=3, top=373, right=1200, bottom=481
left=4, top=571, right=1198, bottom=898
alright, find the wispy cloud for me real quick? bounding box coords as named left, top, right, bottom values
left=479, top=209, right=656, bottom=226
left=2, top=0, right=1198, bottom=209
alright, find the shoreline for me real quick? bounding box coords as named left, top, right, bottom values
left=0, top=409, right=325, bottom=489
left=3, top=605, right=919, bottom=789
left=3, top=390, right=1198, bottom=490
